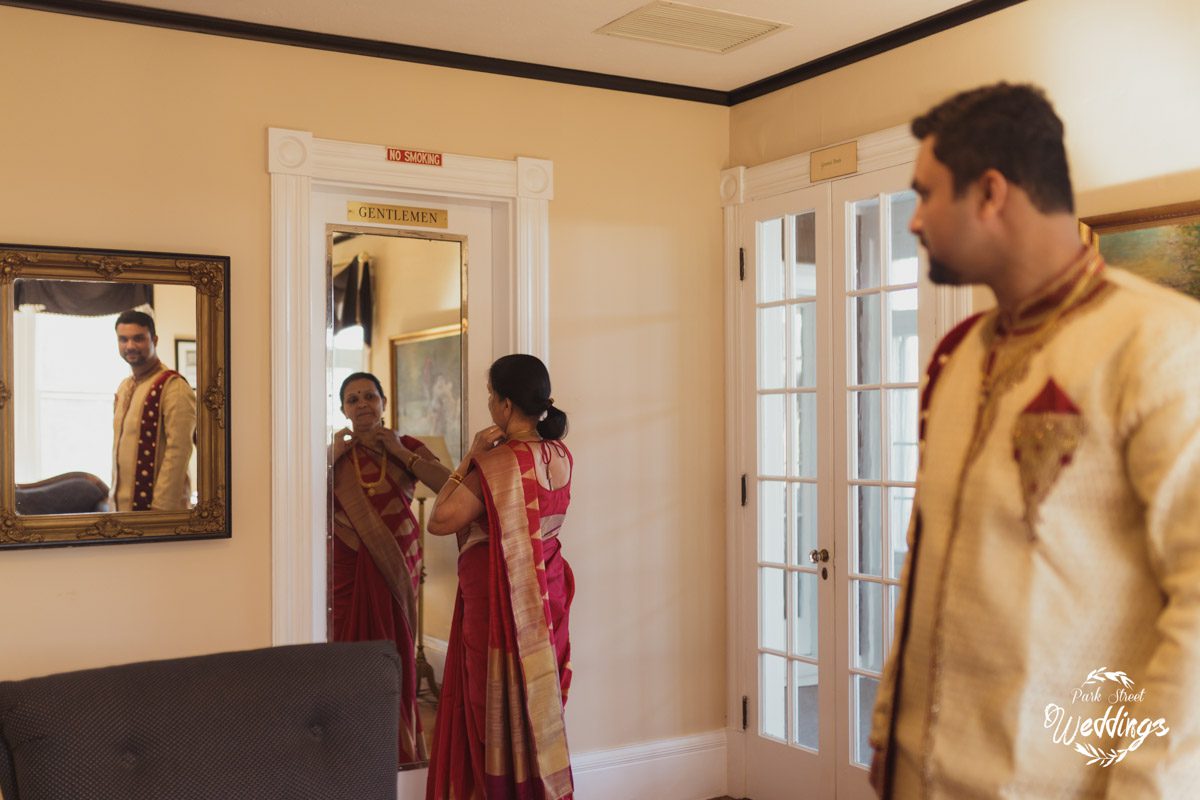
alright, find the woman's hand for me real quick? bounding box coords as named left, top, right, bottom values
left=330, top=427, right=355, bottom=462
left=357, top=426, right=404, bottom=458
left=468, top=425, right=506, bottom=462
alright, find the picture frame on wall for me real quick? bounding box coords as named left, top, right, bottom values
left=389, top=324, right=464, bottom=464
left=175, top=338, right=198, bottom=388
left=1081, top=201, right=1200, bottom=300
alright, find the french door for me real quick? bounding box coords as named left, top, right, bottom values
left=739, top=162, right=946, bottom=800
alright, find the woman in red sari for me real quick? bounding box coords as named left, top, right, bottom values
left=426, top=354, right=575, bottom=800
left=330, top=371, right=451, bottom=765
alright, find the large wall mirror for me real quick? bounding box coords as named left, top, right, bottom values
left=324, top=226, right=465, bottom=769
left=0, top=244, right=230, bottom=548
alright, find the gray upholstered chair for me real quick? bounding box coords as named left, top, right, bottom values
left=14, top=472, right=110, bottom=516
left=0, top=641, right=401, bottom=800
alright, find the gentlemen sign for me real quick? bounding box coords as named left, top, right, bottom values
left=387, top=147, right=443, bottom=167
left=347, top=202, right=448, bottom=228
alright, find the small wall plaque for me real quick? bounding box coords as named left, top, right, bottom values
left=346, top=202, right=448, bottom=229
left=386, top=148, right=443, bottom=167
left=810, top=141, right=858, bottom=182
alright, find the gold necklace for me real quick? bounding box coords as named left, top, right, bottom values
left=507, top=428, right=541, bottom=442
left=351, top=446, right=388, bottom=496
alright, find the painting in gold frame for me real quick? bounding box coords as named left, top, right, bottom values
left=1081, top=201, right=1200, bottom=299
left=389, top=325, right=464, bottom=464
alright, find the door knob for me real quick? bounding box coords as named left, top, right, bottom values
left=808, top=548, right=829, bottom=564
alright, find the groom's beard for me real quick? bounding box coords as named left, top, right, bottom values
left=927, top=253, right=964, bottom=286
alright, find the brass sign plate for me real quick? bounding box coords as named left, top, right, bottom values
left=346, top=202, right=448, bottom=229
left=810, top=141, right=858, bottom=182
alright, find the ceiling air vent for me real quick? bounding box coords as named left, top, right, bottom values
left=596, top=1, right=787, bottom=54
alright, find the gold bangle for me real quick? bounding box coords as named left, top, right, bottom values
left=447, top=471, right=464, bottom=485
left=406, top=451, right=420, bottom=471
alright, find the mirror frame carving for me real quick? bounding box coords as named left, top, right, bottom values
left=0, top=243, right=231, bottom=549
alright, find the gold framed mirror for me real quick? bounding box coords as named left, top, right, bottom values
left=0, top=243, right=230, bottom=548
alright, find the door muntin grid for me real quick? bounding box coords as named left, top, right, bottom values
left=756, top=211, right=821, bottom=751
left=845, top=189, right=920, bottom=767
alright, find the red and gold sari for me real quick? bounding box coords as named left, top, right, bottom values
left=427, top=440, right=575, bottom=800
left=331, top=434, right=428, bottom=764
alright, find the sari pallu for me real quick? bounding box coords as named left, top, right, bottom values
left=331, top=435, right=428, bottom=763
left=427, top=441, right=574, bottom=800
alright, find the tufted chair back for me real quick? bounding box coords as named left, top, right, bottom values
left=0, top=641, right=400, bottom=800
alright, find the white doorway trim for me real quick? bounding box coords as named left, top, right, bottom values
left=720, top=124, right=971, bottom=798
left=267, top=128, right=553, bottom=645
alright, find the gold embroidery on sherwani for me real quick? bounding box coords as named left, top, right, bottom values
left=915, top=252, right=1111, bottom=791
left=1012, top=410, right=1086, bottom=533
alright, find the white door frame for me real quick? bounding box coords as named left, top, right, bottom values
left=267, top=128, right=553, bottom=645
left=721, top=125, right=971, bottom=797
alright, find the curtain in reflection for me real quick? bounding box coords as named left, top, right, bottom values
left=14, top=281, right=153, bottom=315
left=333, top=255, right=374, bottom=346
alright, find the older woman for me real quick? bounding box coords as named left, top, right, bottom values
left=330, top=371, right=451, bottom=764
left=425, top=354, right=575, bottom=800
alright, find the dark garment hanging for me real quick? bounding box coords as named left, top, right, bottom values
left=14, top=279, right=153, bottom=316
left=332, top=255, right=374, bottom=346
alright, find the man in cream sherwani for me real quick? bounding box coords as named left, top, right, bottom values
left=869, top=83, right=1200, bottom=798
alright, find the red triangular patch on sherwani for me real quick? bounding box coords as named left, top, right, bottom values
left=1012, top=379, right=1086, bottom=535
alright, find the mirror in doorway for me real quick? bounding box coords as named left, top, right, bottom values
left=325, top=227, right=466, bottom=769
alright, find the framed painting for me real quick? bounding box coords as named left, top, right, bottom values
left=1081, top=201, right=1200, bottom=299
left=389, top=324, right=464, bottom=463
left=175, top=338, right=198, bottom=388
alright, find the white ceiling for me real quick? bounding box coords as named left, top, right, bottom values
left=107, top=0, right=968, bottom=92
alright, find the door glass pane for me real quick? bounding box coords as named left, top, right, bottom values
left=793, top=661, right=819, bottom=751
left=758, top=394, right=785, bottom=476
left=850, top=294, right=881, bottom=385
left=792, top=482, right=818, bottom=565
left=889, top=191, right=919, bottom=285
left=852, top=674, right=880, bottom=767
left=887, top=389, right=919, bottom=482
left=851, top=390, right=881, bottom=480
left=792, top=571, right=819, bottom=658
left=761, top=567, right=787, bottom=652
left=851, top=485, right=882, bottom=576
left=888, top=486, right=914, bottom=579
left=793, top=211, right=817, bottom=298
left=757, top=306, right=786, bottom=390
left=792, top=393, right=817, bottom=478
left=851, top=198, right=882, bottom=290
left=885, top=289, right=919, bottom=384
left=761, top=653, right=788, bottom=741
left=759, top=481, right=787, bottom=564
left=791, top=302, right=817, bottom=388
left=759, top=217, right=784, bottom=303
left=889, top=585, right=901, bottom=645
left=853, top=580, right=884, bottom=672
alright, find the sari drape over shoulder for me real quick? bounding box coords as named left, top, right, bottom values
left=331, top=434, right=428, bottom=764
left=427, top=441, right=574, bottom=800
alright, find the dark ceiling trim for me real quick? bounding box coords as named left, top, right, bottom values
left=730, top=0, right=1028, bottom=104
left=4, top=0, right=1026, bottom=107
left=1, top=0, right=729, bottom=105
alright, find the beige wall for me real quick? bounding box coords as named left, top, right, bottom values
left=0, top=5, right=729, bottom=753
left=729, top=0, right=1200, bottom=217
left=152, top=284, right=197, bottom=374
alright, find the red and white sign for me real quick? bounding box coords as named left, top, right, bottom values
left=387, top=147, right=443, bottom=167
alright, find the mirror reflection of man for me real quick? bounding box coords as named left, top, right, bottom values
left=111, top=310, right=196, bottom=511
